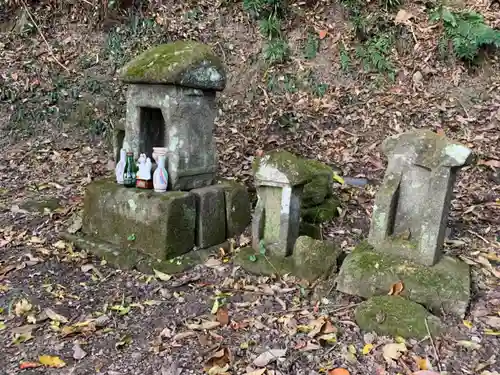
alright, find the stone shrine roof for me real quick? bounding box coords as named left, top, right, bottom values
left=119, top=41, right=226, bottom=91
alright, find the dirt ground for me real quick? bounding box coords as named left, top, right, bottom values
left=1, top=1, right=499, bottom=374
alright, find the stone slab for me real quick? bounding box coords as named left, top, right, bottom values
left=61, top=232, right=228, bottom=275
left=82, top=179, right=196, bottom=260
left=355, top=296, right=443, bottom=339
left=119, top=41, right=226, bottom=90
left=191, top=185, right=226, bottom=248
left=218, top=180, right=251, bottom=237
left=335, top=242, right=470, bottom=318
left=234, top=236, right=341, bottom=282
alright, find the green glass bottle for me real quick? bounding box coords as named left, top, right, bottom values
left=123, top=152, right=137, bottom=188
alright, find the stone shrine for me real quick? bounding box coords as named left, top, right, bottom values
left=336, top=130, right=473, bottom=318
left=117, top=41, right=225, bottom=191
left=68, top=41, right=251, bottom=273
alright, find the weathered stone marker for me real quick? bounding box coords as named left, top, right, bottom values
left=368, top=129, right=473, bottom=266
left=336, top=130, right=473, bottom=318
left=117, top=41, right=226, bottom=191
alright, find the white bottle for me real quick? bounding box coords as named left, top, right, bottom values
left=115, top=148, right=126, bottom=184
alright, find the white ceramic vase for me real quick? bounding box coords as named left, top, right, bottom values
left=115, top=148, right=126, bottom=184
left=152, top=147, right=168, bottom=192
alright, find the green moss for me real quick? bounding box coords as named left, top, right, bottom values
left=234, top=239, right=341, bottom=282
left=336, top=244, right=471, bottom=317
left=253, top=150, right=334, bottom=186
left=355, top=296, right=443, bottom=339
left=301, top=197, right=341, bottom=223
left=120, top=41, right=226, bottom=90
left=83, top=180, right=196, bottom=260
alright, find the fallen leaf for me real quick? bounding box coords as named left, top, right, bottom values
left=463, top=320, right=473, bottom=329
left=295, top=339, right=321, bottom=351
left=457, top=340, right=481, bottom=350
left=204, top=347, right=231, bottom=372
left=186, top=320, right=220, bottom=330
left=52, top=240, right=67, bottom=249
left=412, top=372, right=441, bottom=375
left=14, top=299, right=32, bottom=316
left=172, top=331, right=195, bottom=341
left=395, top=9, right=414, bottom=24
left=318, top=30, right=328, bottom=39
left=44, top=308, right=69, bottom=323
left=19, top=362, right=42, bottom=369
left=328, top=368, right=350, bottom=375
left=72, top=342, right=87, bottom=360
left=483, top=316, right=500, bottom=329
left=478, top=159, right=500, bottom=168
left=416, top=356, right=431, bottom=370
left=382, top=342, right=407, bottom=366
left=154, top=269, right=172, bottom=281
left=245, top=369, right=267, bottom=375
left=67, top=214, right=83, bottom=233
left=388, top=281, right=404, bottom=296
left=362, top=343, right=373, bottom=355
left=39, top=355, right=66, bottom=368
left=253, top=349, right=286, bottom=367
left=216, top=307, right=229, bottom=326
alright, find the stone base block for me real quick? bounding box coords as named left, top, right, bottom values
left=218, top=179, right=251, bottom=237
left=192, top=185, right=226, bottom=248
left=335, top=242, right=470, bottom=318
left=355, top=296, right=443, bottom=339
left=83, top=179, right=196, bottom=260
left=61, top=233, right=228, bottom=274
left=234, top=236, right=341, bottom=282
left=176, top=173, right=215, bottom=191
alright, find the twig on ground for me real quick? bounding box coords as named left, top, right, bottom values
left=424, top=317, right=442, bottom=372
left=20, top=0, right=71, bottom=73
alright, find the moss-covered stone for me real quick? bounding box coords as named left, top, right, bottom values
left=253, top=150, right=334, bottom=187
left=82, top=179, right=196, bottom=260
left=301, top=197, right=341, bottom=223
left=335, top=242, right=470, bottom=317
left=234, top=237, right=340, bottom=282
left=292, top=236, right=341, bottom=281
left=355, top=296, right=443, bottom=339
left=119, top=41, right=226, bottom=90
left=302, top=174, right=332, bottom=208
left=61, top=233, right=225, bottom=274
left=217, top=179, right=251, bottom=237
left=299, top=221, right=322, bottom=240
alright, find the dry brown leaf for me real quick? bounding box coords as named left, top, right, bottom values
left=186, top=320, right=220, bottom=331
left=483, top=316, right=500, bottom=329
left=253, top=349, right=286, bottom=367
left=216, top=307, right=229, bottom=326
left=44, top=308, right=69, bottom=323
left=388, top=281, right=404, bottom=296
left=245, top=369, right=267, bottom=375
left=382, top=342, right=407, bottom=367
left=478, top=159, right=500, bottom=168
left=394, top=9, right=414, bottom=24
left=204, top=347, right=231, bottom=372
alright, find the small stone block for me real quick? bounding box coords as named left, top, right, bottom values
left=335, top=242, right=470, bottom=318
left=191, top=185, right=226, bottom=248
left=82, top=179, right=196, bottom=260
left=292, top=236, right=341, bottom=281
left=355, top=296, right=443, bottom=339
left=218, top=180, right=251, bottom=237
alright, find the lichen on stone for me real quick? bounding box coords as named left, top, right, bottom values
left=120, top=41, right=226, bottom=90
left=354, top=295, right=443, bottom=339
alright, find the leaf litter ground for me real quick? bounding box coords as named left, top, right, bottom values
left=1, top=1, right=500, bottom=374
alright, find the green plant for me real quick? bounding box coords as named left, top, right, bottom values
left=259, top=13, right=282, bottom=38
left=263, top=38, right=290, bottom=64
left=356, top=34, right=395, bottom=79
left=244, top=0, right=284, bottom=18
left=431, top=8, right=500, bottom=61
left=303, top=31, right=319, bottom=60
left=381, top=0, right=400, bottom=11
left=339, top=44, right=351, bottom=71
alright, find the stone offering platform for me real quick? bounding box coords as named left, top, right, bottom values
left=74, top=178, right=250, bottom=272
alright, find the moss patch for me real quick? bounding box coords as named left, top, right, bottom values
left=61, top=233, right=225, bottom=274
left=253, top=150, right=334, bottom=187
left=355, top=296, right=443, bottom=339
left=301, top=197, right=341, bottom=223
left=335, top=242, right=471, bottom=317
left=234, top=237, right=341, bottom=282
left=120, top=41, right=226, bottom=90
